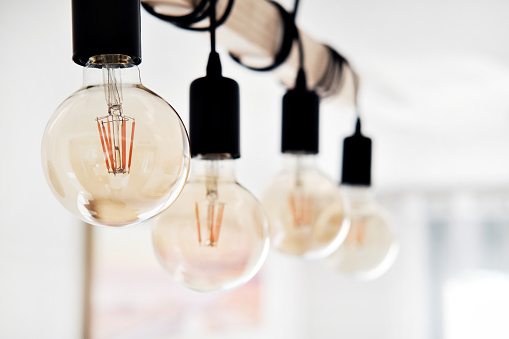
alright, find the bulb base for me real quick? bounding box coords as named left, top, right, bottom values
left=72, top=0, right=141, bottom=66
left=281, top=70, right=320, bottom=154
left=189, top=60, right=240, bottom=158
left=341, top=118, right=372, bottom=186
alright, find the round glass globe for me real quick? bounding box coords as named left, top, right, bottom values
left=260, top=154, right=350, bottom=259
left=324, top=187, right=398, bottom=280
left=152, top=158, right=269, bottom=292
left=41, top=55, right=190, bottom=227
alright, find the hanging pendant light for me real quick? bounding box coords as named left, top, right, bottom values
left=41, top=0, right=190, bottom=227
left=324, top=118, right=399, bottom=280
left=152, top=0, right=269, bottom=293
left=260, top=70, right=350, bottom=259
left=260, top=1, right=350, bottom=259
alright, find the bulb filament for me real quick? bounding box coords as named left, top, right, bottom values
left=288, top=190, right=314, bottom=228
left=96, top=115, right=135, bottom=174
left=96, top=64, right=135, bottom=175
left=195, top=162, right=226, bottom=247
left=195, top=200, right=225, bottom=246
left=288, top=158, right=314, bottom=228
left=345, top=221, right=367, bottom=246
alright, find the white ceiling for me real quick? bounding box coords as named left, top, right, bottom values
left=293, top=0, right=509, bottom=191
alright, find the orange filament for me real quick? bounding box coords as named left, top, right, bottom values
left=195, top=202, right=202, bottom=243
left=97, top=121, right=111, bottom=171
left=355, top=222, right=366, bottom=245
left=196, top=201, right=225, bottom=246
left=289, top=195, right=298, bottom=225
left=96, top=115, right=135, bottom=175
left=128, top=121, right=135, bottom=173
left=121, top=120, right=126, bottom=170
left=106, top=119, right=115, bottom=172
left=346, top=221, right=367, bottom=246
left=214, top=204, right=225, bottom=243
left=101, top=122, right=114, bottom=172
left=288, top=192, right=313, bottom=227
left=210, top=204, right=216, bottom=244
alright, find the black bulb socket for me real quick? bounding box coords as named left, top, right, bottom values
left=341, top=118, right=372, bottom=186
left=189, top=52, right=240, bottom=158
left=72, top=0, right=142, bottom=66
left=281, top=69, right=320, bottom=154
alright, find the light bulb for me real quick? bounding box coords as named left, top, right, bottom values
left=324, top=186, right=398, bottom=280
left=152, top=156, right=269, bottom=292
left=41, top=54, right=190, bottom=227
left=260, top=154, right=350, bottom=259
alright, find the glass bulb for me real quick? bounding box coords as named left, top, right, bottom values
left=260, top=154, right=350, bottom=259
left=41, top=54, right=190, bottom=227
left=324, top=186, right=398, bottom=280
left=152, top=156, right=269, bottom=292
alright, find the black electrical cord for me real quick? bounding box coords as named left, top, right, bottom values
left=292, top=0, right=304, bottom=72
left=188, top=0, right=241, bottom=158
left=143, top=0, right=350, bottom=99
left=141, top=0, right=235, bottom=31
left=210, top=0, right=217, bottom=52
left=292, top=0, right=300, bottom=17
left=143, top=0, right=306, bottom=77
left=291, top=0, right=308, bottom=92
left=205, top=0, right=222, bottom=77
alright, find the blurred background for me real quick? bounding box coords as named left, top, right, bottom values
left=2, top=0, right=509, bottom=338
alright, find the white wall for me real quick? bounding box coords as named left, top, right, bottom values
left=0, top=1, right=84, bottom=338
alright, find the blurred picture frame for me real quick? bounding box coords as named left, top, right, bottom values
left=83, top=222, right=264, bottom=339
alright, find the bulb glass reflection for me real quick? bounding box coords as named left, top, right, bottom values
left=153, top=156, right=269, bottom=292
left=325, top=186, right=398, bottom=280
left=261, top=154, right=350, bottom=259
left=41, top=54, right=190, bottom=227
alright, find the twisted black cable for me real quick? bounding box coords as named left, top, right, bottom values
left=292, top=0, right=300, bottom=17
left=210, top=0, right=217, bottom=52
left=142, top=0, right=234, bottom=31
left=291, top=0, right=305, bottom=72
left=142, top=0, right=348, bottom=98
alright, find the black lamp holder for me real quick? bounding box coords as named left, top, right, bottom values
left=188, top=0, right=241, bottom=159
left=280, top=0, right=320, bottom=155
left=281, top=69, right=320, bottom=154
left=72, top=0, right=142, bottom=66
left=341, top=118, right=372, bottom=186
